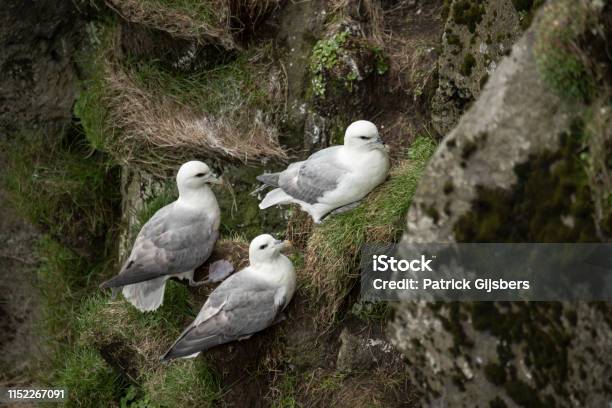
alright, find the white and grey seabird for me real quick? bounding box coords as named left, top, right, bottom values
left=257, top=120, right=390, bottom=223
left=161, top=234, right=295, bottom=361
left=100, top=160, right=224, bottom=312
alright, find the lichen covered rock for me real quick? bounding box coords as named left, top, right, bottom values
left=431, top=0, right=525, bottom=136
left=336, top=328, right=401, bottom=372
left=391, top=1, right=612, bottom=406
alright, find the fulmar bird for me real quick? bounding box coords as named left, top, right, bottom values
left=161, top=234, right=295, bottom=361
left=257, top=120, right=390, bottom=223
left=100, top=161, right=224, bottom=312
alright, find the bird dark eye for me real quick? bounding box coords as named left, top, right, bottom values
left=195, top=172, right=206, bottom=178
left=360, top=136, right=369, bottom=140
left=259, top=244, right=268, bottom=250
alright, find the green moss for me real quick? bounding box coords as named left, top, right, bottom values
left=372, top=46, right=389, bottom=75
left=32, top=236, right=116, bottom=392
left=215, top=165, right=286, bottom=239
left=505, top=380, right=546, bottom=408
left=436, top=303, right=473, bottom=356
left=511, top=0, right=533, bottom=12
left=441, top=0, right=453, bottom=22
left=446, top=30, right=463, bottom=51
left=272, top=374, right=299, bottom=408
left=534, top=1, right=597, bottom=102
left=36, top=238, right=109, bottom=345
left=328, top=118, right=347, bottom=145
left=454, top=120, right=597, bottom=242
left=309, top=30, right=350, bottom=97
left=74, top=284, right=222, bottom=407
left=350, top=301, right=392, bottom=322
left=3, top=120, right=122, bottom=393
left=143, top=359, right=221, bottom=407
left=118, top=385, right=152, bottom=408
left=74, top=20, right=116, bottom=153
left=309, top=31, right=387, bottom=99
left=469, top=302, right=571, bottom=397
left=77, top=282, right=190, bottom=351
left=318, top=372, right=347, bottom=391
left=460, top=53, right=476, bottom=76
left=484, top=363, right=507, bottom=385
left=57, top=346, right=125, bottom=407
left=489, top=396, right=508, bottom=408
left=452, top=0, right=486, bottom=34
left=2, top=129, right=120, bottom=253
left=512, top=0, right=544, bottom=30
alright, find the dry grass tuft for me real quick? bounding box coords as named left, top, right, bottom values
left=269, top=367, right=412, bottom=407
left=78, top=24, right=288, bottom=175
left=104, top=61, right=286, bottom=173
left=106, top=0, right=281, bottom=49
left=301, top=137, right=436, bottom=328
left=285, top=209, right=314, bottom=251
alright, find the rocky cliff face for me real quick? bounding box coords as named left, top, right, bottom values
left=391, top=1, right=612, bottom=406
left=2, top=0, right=611, bottom=406
left=0, top=0, right=89, bottom=386
left=0, top=0, right=87, bottom=134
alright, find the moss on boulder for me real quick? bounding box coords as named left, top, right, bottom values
left=432, top=0, right=525, bottom=136
left=391, top=3, right=612, bottom=405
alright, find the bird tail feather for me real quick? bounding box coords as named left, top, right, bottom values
left=122, top=277, right=167, bottom=312
left=259, top=188, right=293, bottom=209
left=160, top=331, right=222, bottom=362
left=256, top=172, right=280, bottom=187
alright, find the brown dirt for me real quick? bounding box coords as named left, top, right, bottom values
left=367, top=0, right=446, bottom=159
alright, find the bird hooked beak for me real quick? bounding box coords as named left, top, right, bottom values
left=208, top=173, right=224, bottom=185
left=373, top=136, right=389, bottom=151
left=274, top=239, right=291, bottom=252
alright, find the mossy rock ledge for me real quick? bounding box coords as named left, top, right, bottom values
left=431, top=0, right=527, bottom=136
left=391, top=1, right=612, bottom=406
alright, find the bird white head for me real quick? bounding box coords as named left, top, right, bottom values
left=176, top=161, right=222, bottom=197
left=343, top=120, right=385, bottom=150
left=249, top=234, right=288, bottom=266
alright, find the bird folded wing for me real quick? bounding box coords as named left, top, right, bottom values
left=279, top=154, right=348, bottom=204
left=100, top=209, right=217, bottom=288
left=163, top=277, right=283, bottom=359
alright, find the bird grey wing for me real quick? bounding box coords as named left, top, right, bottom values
left=136, top=203, right=174, bottom=239
left=275, top=146, right=339, bottom=186
left=100, top=217, right=218, bottom=288
left=256, top=159, right=307, bottom=188
left=209, top=279, right=286, bottom=338
left=278, top=153, right=348, bottom=204
left=162, top=279, right=281, bottom=360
